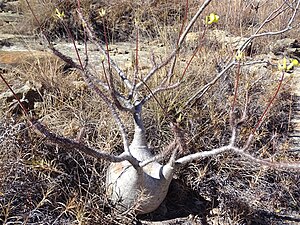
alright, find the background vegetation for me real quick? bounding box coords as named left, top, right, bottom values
left=1, top=0, right=299, bottom=224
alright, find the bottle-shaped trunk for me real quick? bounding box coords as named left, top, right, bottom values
left=106, top=107, right=175, bottom=214
left=130, top=106, right=153, bottom=161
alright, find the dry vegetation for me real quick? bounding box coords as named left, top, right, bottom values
left=1, top=0, right=300, bottom=224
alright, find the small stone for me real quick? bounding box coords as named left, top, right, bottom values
left=210, top=207, right=220, bottom=216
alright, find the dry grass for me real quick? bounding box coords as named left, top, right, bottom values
left=1, top=0, right=300, bottom=224
left=18, top=0, right=299, bottom=43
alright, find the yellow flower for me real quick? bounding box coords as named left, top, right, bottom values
left=134, top=18, right=140, bottom=26
left=81, top=20, right=87, bottom=28
left=278, top=58, right=299, bottom=71
left=235, top=50, right=244, bottom=61
left=291, top=59, right=299, bottom=66
left=278, top=57, right=287, bottom=71
left=176, top=113, right=183, bottom=123
left=55, top=8, right=65, bottom=19
left=100, top=55, right=106, bottom=62
left=99, top=8, right=106, bottom=17
left=205, top=13, right=219, bottom=25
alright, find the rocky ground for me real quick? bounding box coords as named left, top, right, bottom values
left=1, top=1, right=300, bottom=224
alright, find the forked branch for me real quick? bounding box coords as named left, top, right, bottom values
left=174, top=106, right=300, bottom=170
left=9, top=0, right=300, bottom=174
left=31, top=118, right=139, bottom=166
left=135, top=0, right=213, bottom=91
left=185, top=0, right=300, bottom=107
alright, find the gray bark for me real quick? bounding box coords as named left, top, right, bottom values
left=106, top=107, right=175, bottom=214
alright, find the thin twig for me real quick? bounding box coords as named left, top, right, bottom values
left=136, top=0, right=212, bottom=90
left=252, top=71, right=285, bottom=134
left=178, top=25, right=208, bottom=83
left=184, top=61, right=235, bottom=108
left=77, top=10, right=133, bottom=90
left=230, top=60, right=241, bottom=127
left=239, top=0, right=299, bottom=52
left=0, top=74, right=29, bottom=117
left=184, top=0, right=300, bottom=108
left=30, top=118, right=139, bottom=166
left=140, top=82, right=181, bottom=105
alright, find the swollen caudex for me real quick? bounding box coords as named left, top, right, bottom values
left=106, top=109, right=175, bottom=214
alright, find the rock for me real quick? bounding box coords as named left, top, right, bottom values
left=0, top=80, right=43, bottom=114
left=0, top=0, right=23, bottom=33
left=0, top=34, right=39, bottom=49
left=240, top=54, right=271, bottom=78
left=0, top=39, right=12, bottom=48
left=270, top=38, right=300, bottom=60
left=0, top=50, right=59, bottom=68
left=3, top=1, right=20, bottom=13
left=207, top=30, right=249, bottom=50
left=186, top=29, right=252, bottom=54
left=0, top=0, right=19, bottom=13
left=0, top=80, right=42, bottom=102
left=0, top=12, right=22, bottom=23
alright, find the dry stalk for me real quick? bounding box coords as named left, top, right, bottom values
left=1, top=0, right=299, bottom=217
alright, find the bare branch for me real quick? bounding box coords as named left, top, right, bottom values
left=81, top=70, right=131, bottom=154
left=184, top=61, right=236, bottom=108
left=135, top=0, right=212, bottom=91
left=90, top=76, right=110, bottom=91
left=77, top=10, right=133, bottom=90
left=239, top=0, right=300, bottom=52
left=45, top=11, right=133, bottom=156
left=184, top=0, right=300, bottom=108
left=52, top=32, right=132, bottom=153
left=140, top=82, right=181, bottom=106
left=30, top=119, right=139, bottom=166
left=50, top=46, right=81, bottom=70
left=175, top=145, right=233, bottom=165
left=175, top=144, right=300, bottom=170
left=177, top=0, right=212, bottom=47
left=90, top=75, right=133, bottom=110
left=135, top=50, right=178, bottom=90
left=51, top=45, right=133, bottom=156
left=235, top=149, right=300, bottom=170
left=252, top=71, right=285, bottom=133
